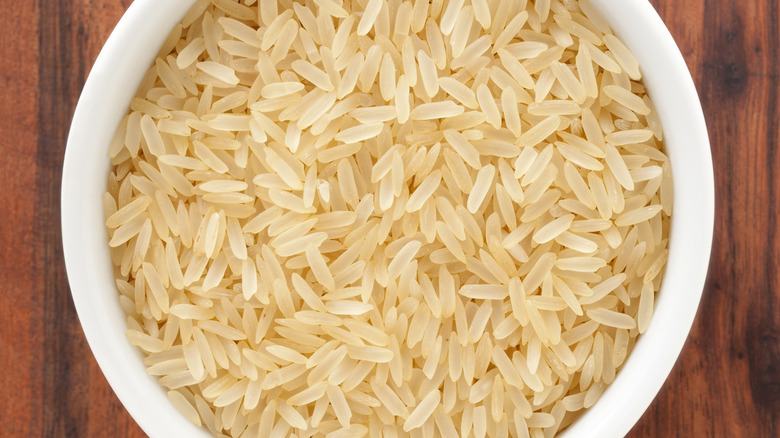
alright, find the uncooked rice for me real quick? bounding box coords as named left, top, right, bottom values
left=105, top=0, right=672, bottom=436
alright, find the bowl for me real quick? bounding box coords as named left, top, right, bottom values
left=61, top=1, right=714, bottom=436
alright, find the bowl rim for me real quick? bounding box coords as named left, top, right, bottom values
left=62, top=1, right=208, bottom=436
left=560, top=0, right=714, bottom=436
left=62, top=1, right=713, bottom=437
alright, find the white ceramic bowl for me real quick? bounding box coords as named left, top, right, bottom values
left=62, top=1, right=714, bottom=436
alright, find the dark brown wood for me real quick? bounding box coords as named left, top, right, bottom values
left=0, top=2, right=43, bottom=437
left=0, top=1, right=143, bottom=437
left=631, top=1, right=780, bottom=437
left=0, top=0, right=776, bottom=437
left=33, top=2, right=141, bottom=436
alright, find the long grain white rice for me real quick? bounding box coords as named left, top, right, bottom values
left=107, top=1, right=672, bottom=436
left=416, top=50, right=440, bottom=99
left=439, top=77, right=478, bottom=109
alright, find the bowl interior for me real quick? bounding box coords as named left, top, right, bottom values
left=559, top=0, right=713, bottom=436
left=61, top=1, right=713, bottom=437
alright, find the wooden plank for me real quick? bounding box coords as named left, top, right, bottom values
left=0, top=1, right=42, bottom=437
left=632, top=1, right=780, bottom=436
left=35, top=0, right=143, bottom=437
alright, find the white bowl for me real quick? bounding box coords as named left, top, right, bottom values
left=62, top=1, right=714, bottom=437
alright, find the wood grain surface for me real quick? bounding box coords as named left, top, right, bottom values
left=0, top=0, right=776, bottom=436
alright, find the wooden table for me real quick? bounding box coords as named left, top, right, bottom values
left=0, top=1, right=776, bottom=436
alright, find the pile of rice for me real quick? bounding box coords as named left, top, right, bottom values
left=104, top=0, right=671, bottom=436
